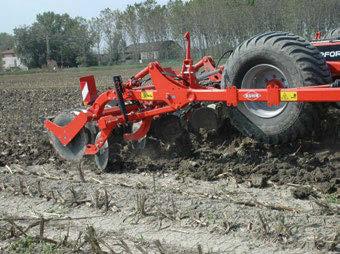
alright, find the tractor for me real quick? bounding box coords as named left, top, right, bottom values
left=44, top=29, right=340, bottom=170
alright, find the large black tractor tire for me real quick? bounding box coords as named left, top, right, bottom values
left=222, top=31, right=332, bottom=144
left=323, top=28, right=340, bottom=40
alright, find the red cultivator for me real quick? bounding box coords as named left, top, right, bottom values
left=45, top=31, right=340, bottom=170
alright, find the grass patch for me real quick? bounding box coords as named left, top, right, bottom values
left=326, top=194, right=339, bottom=204
left=8, top=236, right=61, bottom=254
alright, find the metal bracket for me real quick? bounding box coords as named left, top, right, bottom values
left=113, top=75, right=129, bottom=123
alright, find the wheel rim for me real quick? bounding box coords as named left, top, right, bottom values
left=241, top=64, right=289, bottom=118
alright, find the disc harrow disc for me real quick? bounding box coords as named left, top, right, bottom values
left=131, top=121, right=147, bottom=150
left=188, top=106, right=218, bottom=131
left=152, top=114, right=182, bottom=143
left=94, top=132, right=109, bottom=170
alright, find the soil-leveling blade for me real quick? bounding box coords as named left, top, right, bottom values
left=48, top=111, right=88, bottom=161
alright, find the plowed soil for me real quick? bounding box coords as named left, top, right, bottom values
left=0, top=68, right=339, bottom=253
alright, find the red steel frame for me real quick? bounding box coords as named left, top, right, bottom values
left=45, top=32, right=340, bottom=155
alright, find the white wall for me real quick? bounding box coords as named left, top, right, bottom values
left=2, top=55, right=27, bottom=70
left=141, top=51, right=159, bottom=61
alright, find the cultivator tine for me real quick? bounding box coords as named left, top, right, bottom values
left=113, top=75, right=128, bottom=123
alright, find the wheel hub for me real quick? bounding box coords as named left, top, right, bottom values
left=241, top=64, right=289, bottom=118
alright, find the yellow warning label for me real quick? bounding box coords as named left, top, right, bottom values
left=280, top=91, right=298, bottom=101
left=141, top=90, right=154, bottom=100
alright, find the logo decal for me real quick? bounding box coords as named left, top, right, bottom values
left=243, top=91, right=261, bottom=101
left=141, top=90, right=154, bottom=100
left=280, top=91, right=297, bottom=101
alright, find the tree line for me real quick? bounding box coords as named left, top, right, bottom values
left=0, top=0, right=339, bottom=68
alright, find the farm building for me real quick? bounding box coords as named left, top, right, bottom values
left=1, top=49, right=27, bottom=70
left=125, top=40, right=181, bottom=62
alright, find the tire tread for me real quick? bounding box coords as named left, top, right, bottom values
left=223, top=31, right=332, bottom=144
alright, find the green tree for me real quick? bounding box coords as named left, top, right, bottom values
left=120, top=4, right=141, bottom=60
left=98, top=8, right=126, bottom=64
left=88, top=17, right=103, bottom=65
left=14, top=12, right=94, bottom=68
left=13, top=0, right=340, bottom=67
left=36, top=12, right=56, bottom=62
left=14, top=25, right=45, bottom=68
left=0, top=33, right=15, bottom=51
left=136, top=0, right=169, bottom=43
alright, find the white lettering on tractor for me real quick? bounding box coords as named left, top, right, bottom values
left=321, top=51, right=340, bottom=58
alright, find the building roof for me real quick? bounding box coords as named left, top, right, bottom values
left=126, top=40, right=179, bottom=53
left=2, top=49, right=15, bottom=55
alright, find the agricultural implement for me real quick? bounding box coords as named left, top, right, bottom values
left=45, top=31, right=340, bottom=170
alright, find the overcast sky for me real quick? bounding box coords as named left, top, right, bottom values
left=1, top=0, right=168, bottom=34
